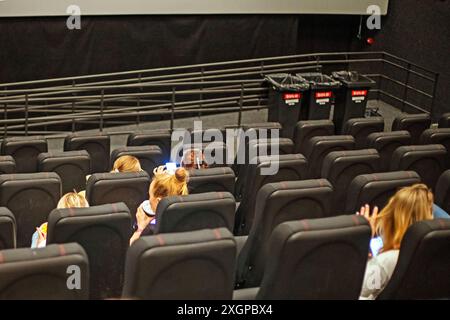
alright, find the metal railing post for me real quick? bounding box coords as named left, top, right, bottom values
left=25, top=94, right=29, bottom=136
left=100, top=89, right=105, bottom=132
left=3, top=103, right=7, bottom=138
left=430, top=73, right=440, bottom=119
left=71, top=80, right=76, bottom=132
left=401, top=63, right=411, bottom=113
left=171, top=87, right=176, bottom=131
left=199, top=67, right=204, bottom=118
left=237, top=84, right=244, bottom=126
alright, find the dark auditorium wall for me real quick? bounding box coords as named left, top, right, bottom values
left=0, top=15, right=360, bottom=84
left=353, top=0, right=450, bottom=119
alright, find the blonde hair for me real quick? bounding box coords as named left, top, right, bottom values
left=375, top=184, right=433, bottom=252
left=151, top=167, right=189, bottom=199
left=57, top=192, right=90, bottom=209
left=112, top=155, right=142, bottom=173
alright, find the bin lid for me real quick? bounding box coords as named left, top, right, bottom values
left=296, top=72, right=341, bottom=90
left=331, top=71, right=376, bottom=88
left=264, top=73, right=309, bottom=91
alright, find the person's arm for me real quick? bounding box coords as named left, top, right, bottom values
left=129, top=206, right=153, bottom=246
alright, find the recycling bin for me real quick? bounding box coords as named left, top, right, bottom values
left=296, top=72, right=341, bottom=121
left=265, top=73, right=309, bottom=139
left=332, top=71, right=376, bottom=134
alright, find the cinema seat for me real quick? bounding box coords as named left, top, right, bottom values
left=176, top=141, right=228, bottom=168
left=342, top=117, right=384, bottom=149
left=435, top=170, right=450, bottom=214
left=154, top=192, right=236, bottom=234
left=123, top=228, right=236, bottom=300
left=0, top=207, right=16, bottom=250
left=345, top=171, right=421, bottom=214
left=420, top=128, right=450, bottom=153
left=38, top=150, right=91, bottom=194
left=236, top=179, right=333, bottom=288
left=64, top=133, right=110, bottom=173
left=86, top=171, right=150, bottom=226
left=233, top=215, right=371, bottom=300
left=235, top=138, right=294, bottom=200
left=188, top=167, right=235, bottom=194
left=47, top=203, right=131, bottom=300
left=377, top=219, right=450, bottom=300
left=321, top=149, right=380, bottom=214
left=127, top=129, right=172, bottom=162
left=304, top=135, right=355, bottom=179
left=1, top=136, right=47, bottom=173
left=390, top=144, right=448, bottom=189
left=438, top=113, right=450, bottom=128
left=0, top=173, right=61, bottom=248
left=110, top=145, right=164, bottom=177
left=0, top=243, right=89, bottom=300
left=391, top=113, right=431, bottom=144
left=0, top=156, right=16, bottom=174
left=293, top=120, right=335, bottom=155
left=235, top=154, right=308, bottom=236
left=365, top=131, right=411, bottom=172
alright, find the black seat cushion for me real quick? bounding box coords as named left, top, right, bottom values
left=47, top=203, right=132, bottom=300
left=235, top=154, right=309, bottom=235
left=0, top=207, right=16, bottom=250
left=304, top=135, right=355, bottom=179
left=86, top=171, right=150, bottom=226
left=377, top=219, right=450, bottom=300
left=1, top=136, right=47, bottom=173
left=0, top=172, right=61, bottom=247
left=343, top=117, right=385, bottom=149
left=0, top=243, right=89, bottom=300
left=391, top=113, right=431, bottom=144
left=346, top=171, right=421, bottom=214
left=64, top=133, right=110, bottom=173
left=188, top=167, right=235, bottom=194
left=0, top=156, right=16, bottom=174
left=420, top=128, right=450, bottom=155
left=321, top=149, right=380, bottom=214
left=435, top=170, right=450, bottom=213
left=293, top=120, right=335, bottom=155
left=256, top=215, right=371, bottom=300
left=127, top=129, right=172, bottom=162
left=155, top=192, right=236, bottom=234
left=38, top=150, right=90, bottom=194
left=438, top=113, right=450, bottom=129
left=366, top=131, right=411, bottom=172
left=237, top=179, right=333, bottom=288
left=123, top=228, right=236, bottom=300
left=390, top=144, right=448, bottom=189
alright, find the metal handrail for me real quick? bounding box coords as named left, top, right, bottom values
left=0, top=51, right=439, bottom=139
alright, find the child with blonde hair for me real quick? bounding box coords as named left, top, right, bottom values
left=32, top=192, right=89, bottom=248
left=129, top=165, right=189, bottom=245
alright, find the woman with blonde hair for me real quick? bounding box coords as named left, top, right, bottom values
left=358, top=184, right=435, bottom=299
left=32, top=192, right=90, bottom=248
left=111, top=155, right=142, bottom=173
left=129, top=165, right=189, bottom=245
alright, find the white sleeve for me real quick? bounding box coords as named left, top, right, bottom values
left=360, top=256, right=391, bottom=299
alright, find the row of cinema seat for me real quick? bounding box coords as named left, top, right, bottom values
left=1, top=112, right=450, bottom=299
left=0, top=214, right=449, bottom=300
left=1, top=168, right=450, bottom=298
left=0, top=112, right=446, bottom=176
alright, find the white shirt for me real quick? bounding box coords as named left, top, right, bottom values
left=360, top=250, right=399, bottom=300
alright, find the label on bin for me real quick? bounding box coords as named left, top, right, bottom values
left=315, top=91, right=332, bottom=105
left=352, top=90, right=368, bottom=103
left=283, top=93, right=301, bottom=106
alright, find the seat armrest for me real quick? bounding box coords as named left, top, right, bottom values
left=235, top=235, right=248, bottom=256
